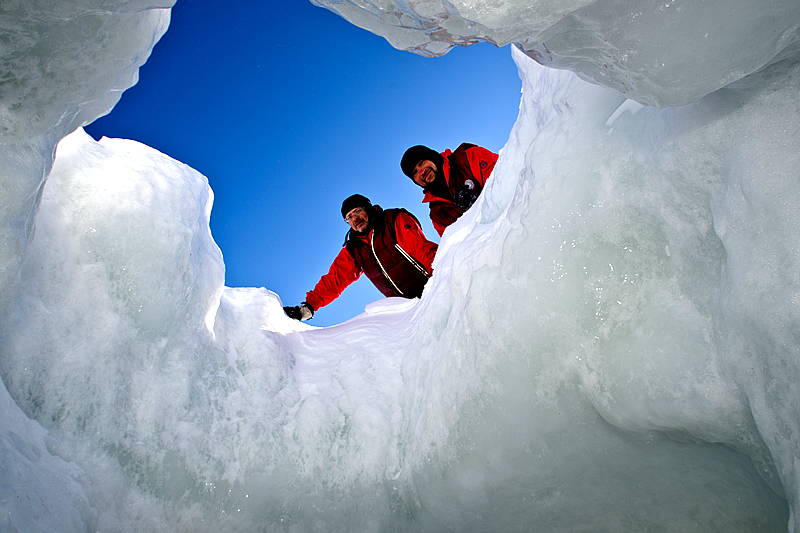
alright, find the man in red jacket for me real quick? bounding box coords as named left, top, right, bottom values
left=283, top=194, right=438, bottom=321
left=400, top=143, right=498, bottom=236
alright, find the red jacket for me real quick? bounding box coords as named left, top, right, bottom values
left=423, top=143, right=498, bottom=236
left=305, top=207, right=438, bottom=311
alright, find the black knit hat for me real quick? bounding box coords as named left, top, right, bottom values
left=401, top=145, right=443, bottom=179
left=341, top=194, right=372, bottom=219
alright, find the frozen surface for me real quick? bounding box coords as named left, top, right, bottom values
left=1, top=1, right=800, bottom=532
left=0, top=0, right=172, bottom=308
left=313, top=0, right=800, bottom=107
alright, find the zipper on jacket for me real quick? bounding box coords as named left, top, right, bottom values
left=394, top=244, right=430, bottom=278
left=371, top=231, right=405, bottom=297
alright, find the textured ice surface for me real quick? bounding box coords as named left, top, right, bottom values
left=0, top=0, right=172, bottom=307
left=1, top=1, right=800, bottom=531
left=313, top=0, right=800, bottom=106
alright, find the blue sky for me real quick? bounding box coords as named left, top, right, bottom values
left=85, top=1, right=522, bottom=326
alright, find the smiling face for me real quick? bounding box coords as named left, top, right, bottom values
left=412, top=159, right=438, bottom=188
left=345, top=206, right=370, bottom=233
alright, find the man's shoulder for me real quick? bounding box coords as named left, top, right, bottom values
left=451, top=143, right=489, bottom=161
left=462, top=144, right=498, bottom=166
left=460, top=142, right=498, bottom=156
left=456, top=142, right=479, bottom=151
left=385, top=208, right=423, bottom=229
left=383, top=207, right=414, bottom=222
left=446, top=143, right=475, bottom=159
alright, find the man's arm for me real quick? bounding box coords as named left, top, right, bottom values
left=394, top=211, right=438, bottom=273
left=303, top=247, right=362, bottom=312
left=429, top=204, right=461, bottom=237
left=465, top=146, right=498, bottom=188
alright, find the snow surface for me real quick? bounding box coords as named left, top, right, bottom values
left=2, top=1, right=800, bottom=532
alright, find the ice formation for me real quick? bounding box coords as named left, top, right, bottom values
left=313, top=0, right=800, bottom=107
left=1, top=1, right=800, bottom=532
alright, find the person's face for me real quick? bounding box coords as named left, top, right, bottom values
left=412, top=159, right=438, bottom=188
left=345, top=206, right=370, bottom=233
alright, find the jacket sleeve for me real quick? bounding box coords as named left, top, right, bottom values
left=394, top=211, right=439, bottom=274
left=304, top=246, right=362, bottom=310
left=465, top=146, right=498, bottom=188
left=429, top=204, right=462, bottom=237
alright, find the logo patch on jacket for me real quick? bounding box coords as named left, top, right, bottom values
left=404, top=223, right=413, bottom=230
left=480, top=161, right=488, bottom=169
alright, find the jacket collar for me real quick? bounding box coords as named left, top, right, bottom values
left=422, top=149, right=454, bottom=204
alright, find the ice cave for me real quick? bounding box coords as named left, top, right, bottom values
left=1, top=0, right=800, bottom=531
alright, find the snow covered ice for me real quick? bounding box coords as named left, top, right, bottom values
left=315, top=0, right=800, bottom=107
left=1, top=1, right=800, bottom=531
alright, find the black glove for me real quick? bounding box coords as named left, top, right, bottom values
left=284, top=302, right=314, bottom=321
left=454, top=179, right=480, bottom=211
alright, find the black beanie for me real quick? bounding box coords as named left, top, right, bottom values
left=341, top=194, right=372, bottom=219
left=401, top=145, right=443, bottom=179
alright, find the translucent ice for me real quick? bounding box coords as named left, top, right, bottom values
left=313, top=0, right=800, bottom=106
left=2, top=1, right=800, bottom=531
left=0, top=0, right=172, bottom=306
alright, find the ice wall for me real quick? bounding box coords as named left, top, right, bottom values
left=0, top=0, right=173, bottom=308
left=2, top=1, right=800, bottom=532
left=312, top=0, right=800, bottom=107
left=0, top=1, right=173, bottom=529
